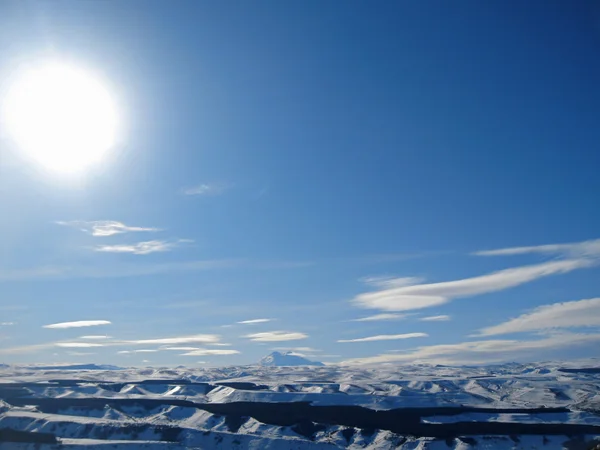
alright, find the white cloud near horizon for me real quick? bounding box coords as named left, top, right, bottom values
left=183, top=183, right=231, bottom=196
left=338, top=333, right=428, bottom=343
left=160, top=346, right=200, bottom=351
left=95, top=239, right=192, bottom=255
left=79, top=335, right=112, bottom=339
left=474, top=238, right=600, bottom=258
left=351, top=313, right=407, bottom=322
left=477, top=298, right=600, bottom=336
left=341, top=332, right=600, bottom=365
left=237, top=318, right=273, bottom=324
left=128, top=334, right=220, bottom=345
left=55, top=342, right=104, bottom=348
left=244, top=331, right=308, bottom=342
left=0, top=334, right=223, bottom=355
left=43, top=320, right=111, bottom=329
left=117, top=349, right=158, bottom=354
left=420, top=315, right=451, bottom=322
left=57, top=220, right=160, bottom=237
left=352, top=259, right=594, bottom=312
left=272, top=347, right=322, bottom=353
left=180, top=349, right=240, bottom=356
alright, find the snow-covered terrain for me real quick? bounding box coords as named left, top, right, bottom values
left=1, top=362, right=599, bottom=449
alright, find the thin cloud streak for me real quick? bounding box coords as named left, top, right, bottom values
left=0, top=333, right=222, bottom=355
left=351, top=313, right=407, bottom=322
left=420, top=315, right=451, bottom=322
left=0, top=343, right=55, bottom=355
left=128, top=334, right=220, bottom=345
left=160, top=347, right=200, bottom=351
left=95, top=239, right=192, bottom=255
left=55, top=343, right=104, bottom=348
left=244, top=331, right=308, bottom=342
left=477, top=298, right=600, bottom=336
left=360, top=276, right=424, bottom=289
left=237, top=318, right=273, bottom=324
left=180, top=349, right=240, bottom=356
left=272, top=347, right=322, bottom=353
left=342, top=333, right=600, bottom=365
left=117, top=349, right=158, bottom=354
left=474, top=238, right=600, bottom=258
left=0, top=260, right=234, bottom=281
left=43, top=320, right=111, bottom=329
left=352, top=259, right=594, bottom=312
left=183, top=183, right=231, bottom=196
left=57, top=220, right=160, bottom=237
left=338, top=333, right=428, bottom=343
left=0, top=257, right=314, bottom=282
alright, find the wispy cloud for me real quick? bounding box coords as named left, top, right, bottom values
left=477, top=298, right=600, bottom=336
left=474, top=238, right=600, bottom=258
left=128, top=334, right=220, bottom=345
left=0, top=343, right=55, bottom=355
left=79, top=335, right=112, bottom=339
left=117, top=349, right=158, bottom=354
left=360, top=276, right=424, bottom=289
left=57, top=220, right=160, bottom=237
left=43, top=320, right=111, bottom=329
left=0, top=267, right=67, bottom=282
left=419, top=315, right=451, bottom=322
left=95, top=239, right=192, bottom=255
left=55, top=342, right=104, bottom=348
left=244, top=331, right=308, bottom=342
left=160, top=346, right=200, bottom=351
left=351, top=313, right=407, bottom=322
left=180, top=349, right=240, bottom=356
left=352, top=259, right=594, bottom=312
left=0, top=322, right=15, bottom=326
left=237, top=318, right=273, bottom=324
left=182, top=183, right=231, bottom=196
left=341, top=332, right=600, bottom=365
left=272, top=347, right=322, bottom=353
left=0, top=257, right=312, bottom=282
left=0, top=333, right=222, bottom=355
left=338, top=333, right=428, bottom=343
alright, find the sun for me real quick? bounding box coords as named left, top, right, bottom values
left=2, top=62, right=119, bottom=174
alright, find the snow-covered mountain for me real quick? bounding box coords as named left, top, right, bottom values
left=259, top=351, right=324, bottom=367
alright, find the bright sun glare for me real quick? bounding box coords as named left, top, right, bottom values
left=2, top=62, right=118, bottom=173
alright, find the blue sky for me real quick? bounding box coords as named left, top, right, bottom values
left=1, top=1, right=600, bottom=367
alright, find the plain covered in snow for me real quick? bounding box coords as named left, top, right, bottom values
left=0, top=361, right=599, bottom=449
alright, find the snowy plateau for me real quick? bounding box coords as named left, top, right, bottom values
left=1, top=361, right=600, bottom=449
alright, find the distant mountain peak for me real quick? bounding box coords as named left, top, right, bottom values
left=259, top=351, right=324, bottom=367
